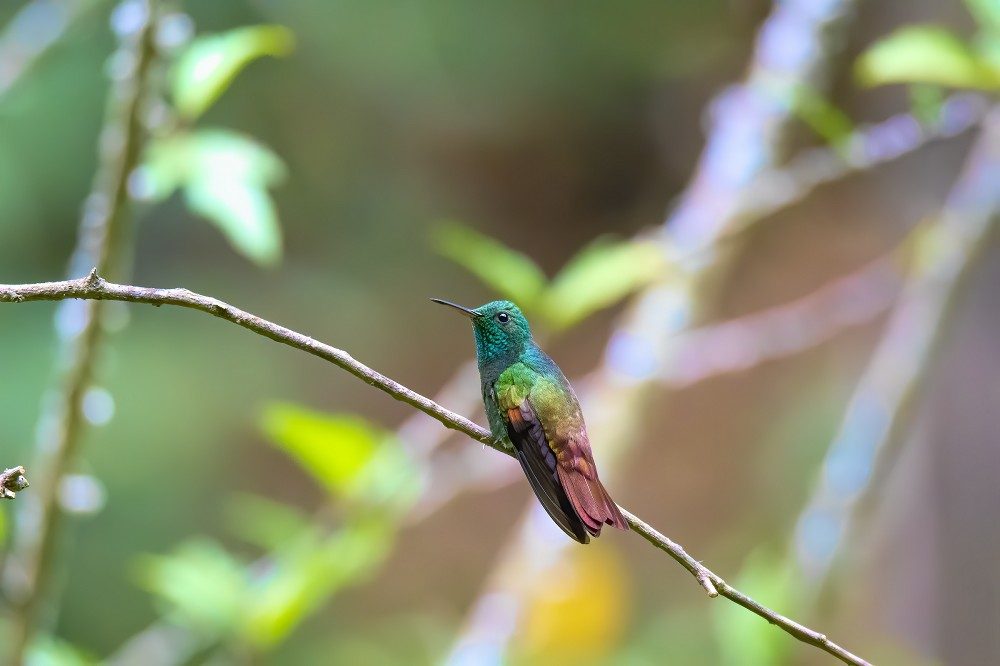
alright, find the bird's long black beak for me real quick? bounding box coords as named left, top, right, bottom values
left=430, top=298, right=478, bottom=318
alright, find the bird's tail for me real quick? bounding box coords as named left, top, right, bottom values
left=557, top=467, right=630, bottom=537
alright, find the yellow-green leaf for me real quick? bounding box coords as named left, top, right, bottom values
left=856, top=25, right=1000, bottom=90
left=433, top=223, right=547, bottom=310
left=791, top=86, right=854, bottom=147
left=262, top=405, right=385, bottom=500
left=542, top=238, right=667, bottom=331
left=247, top=519, right=394, bottom=647
left=172, top=25, right=295, bottom=119
left=224, top=493, right=315, bottom=551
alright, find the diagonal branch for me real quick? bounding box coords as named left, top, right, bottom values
left=0, top=271, right=870, bottom=666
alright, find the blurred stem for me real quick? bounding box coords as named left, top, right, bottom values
left=2, top=3, right=157, bottom=662
left=0, top=0, right=105, bottom=102
left=792, top=108, right=1000, bottom=588
left=0, top=274, right=871, bottom=665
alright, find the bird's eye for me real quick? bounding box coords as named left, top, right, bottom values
left=496, top=312, right=510, bottom=323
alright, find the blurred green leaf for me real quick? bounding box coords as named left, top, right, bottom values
left=172, top=25, right=295, bottom=119
left=141, top=129, right=286, bottom=266
left=713, top=550, right=796, bottom=666
left=856, top=25, right=1000, bottom=90
left=26, top=636, right=99, bottom=666
left=225, top=493, right=316, bottom=551
left=263, top=405, right=399, bottom=502
left=433, top=223, right=547, bottom=310
left=965, top=0, right=1000, bottom=34
left=542, top=238, right=667, bottom=331
left=976, top=32, right=1000, bottom=72
left=791, top=86, right=855, bottom=147
left=135, top=541, right=248, bottom=636
left=248, top=518, right=395, bottom=647
left=908, top=84, right=946, bottom=126
left=185, top=174, right=282, bottom=266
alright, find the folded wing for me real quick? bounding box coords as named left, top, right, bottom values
left=506, top=402, right=591, bottom=543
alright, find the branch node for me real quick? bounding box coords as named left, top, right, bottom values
left=85, top=268, right=103, bottom=287
left=696, top=570, right=719, bottom=597
left=1, top=465, right=30, bottom=499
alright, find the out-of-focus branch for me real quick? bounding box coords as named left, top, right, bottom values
left=3, top=3, right=158, bottom=661
left=0, top=272, right=871, bottom=666
left=0, top=0, right=102, bottom=101
left=664, top=252, right=903, bottom=386
left=1, top=467, right=30, bottom=500
left=793, top=109, right=1000, bottom=584
left=729, top=94, right=988, bottom=236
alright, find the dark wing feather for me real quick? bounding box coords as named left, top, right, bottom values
left=554, top=439, right=629, bottom=535
left=505, top=404, right=591, bottom=544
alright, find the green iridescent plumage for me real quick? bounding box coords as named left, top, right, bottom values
left=432, top=298, right=628, bottom=543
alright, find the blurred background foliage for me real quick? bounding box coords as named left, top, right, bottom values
left=0, top=0, right=997, bottom=664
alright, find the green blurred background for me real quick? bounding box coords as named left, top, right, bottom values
left=0, top=0, right=997, bottom=664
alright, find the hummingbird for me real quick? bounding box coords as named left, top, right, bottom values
left=432, top=298, right=628, bottom=543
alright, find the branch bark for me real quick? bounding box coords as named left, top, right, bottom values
left=1, top=467, right=29, bottom=500
left=0, top=272, right=870, bottom=666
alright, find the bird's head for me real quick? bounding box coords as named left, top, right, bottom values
left=431, top=298, right=532, bottom=361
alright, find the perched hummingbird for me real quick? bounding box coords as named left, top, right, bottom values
left=432, top=298, right=628, bottom=543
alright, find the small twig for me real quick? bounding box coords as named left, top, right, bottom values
left=1, top=467, right=30, bottom=500
left=621, top=508, right=871, bottom=666
left=0, top=274, right=869, bottom=666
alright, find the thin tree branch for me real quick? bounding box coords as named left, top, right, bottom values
left=0, top=270, right=505, bottom=455
left=622, top=509, right=870, bottom=666
left=0, top=271, right=870, bottom=666
left=663, top=251, right=904, bottom=386
left=1, top=467, right=30, bottom=500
